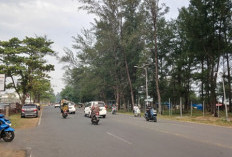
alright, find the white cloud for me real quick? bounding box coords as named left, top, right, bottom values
left=160, top=0, right=190, bottom=19
left=0, top=0, right=189, bottom=94
left=0, top=0, right=95, bottom=94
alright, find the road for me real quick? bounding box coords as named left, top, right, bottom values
left=3, top=106, right=232, bottom=157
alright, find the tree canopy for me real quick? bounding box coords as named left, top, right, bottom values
left=0, top=36, right=55, bottom=104
left=61, top=0, right=232, bottom=115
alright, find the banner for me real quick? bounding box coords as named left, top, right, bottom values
left=0, top=74, right=5, bottom=91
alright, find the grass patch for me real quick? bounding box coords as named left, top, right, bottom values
left=0, top=148, right=26, bottom=157
left=159, top=114, right=232, bottom=127
left=118, top=109, right=232, bottom=127
left=9, top=114, right=22, bottom=129
left=117, top=110, right=134, bottom=115
left=8, top=110, right=41, bottom=130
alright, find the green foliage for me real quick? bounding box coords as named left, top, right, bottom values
left=60, top=0, right=232, bottom=115
left=0, top=36, right=55, bottom=104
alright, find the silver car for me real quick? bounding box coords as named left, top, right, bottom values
left=21, top=104, right=38, bottom=118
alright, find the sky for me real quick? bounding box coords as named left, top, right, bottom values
left=0, top=0, right=189, bottom=94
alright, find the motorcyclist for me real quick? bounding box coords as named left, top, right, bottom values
left=112, top=104, right=117, bottom=114
left=133, top=105, right=138, bottom=113
left=91, top=104, right=100, bottom=117
left=146, top=104, right=152, bottom=118
left=60, top=99, right=69, bottom=113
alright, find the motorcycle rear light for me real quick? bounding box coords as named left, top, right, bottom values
left=33, top=109, right=37, bottom=112
left=22, top=109, right=25, bottom=112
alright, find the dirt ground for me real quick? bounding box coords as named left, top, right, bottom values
left=0, top=148, right=26, bottom=157
left=0, top=108, right=42, bottom=157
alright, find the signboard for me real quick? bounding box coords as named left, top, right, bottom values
left=0, top=74, right=5, bottom=91
left=145, top=98, right=153, bottom=102
left=224, top=101, right=229, bottom=106
left=216, top=104, right=222, bottom=107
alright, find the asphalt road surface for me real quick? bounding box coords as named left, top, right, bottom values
left=2, top=106, right=232, bottom=157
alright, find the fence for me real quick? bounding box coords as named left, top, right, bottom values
left=0, top=103, right=22, bottom=116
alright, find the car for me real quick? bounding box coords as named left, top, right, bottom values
left=54, top=103, right=60, bottom=108
left=84, top=101, right=107, bottom=118
left=21, top=104, right=38, bottom=118
left=68, top=103, right=76, bottom=114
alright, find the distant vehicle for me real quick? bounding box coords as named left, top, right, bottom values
left=144, top=108, right=157, bottom=122
left=68, top=103, right=76, bottom=114
left=34, top=103, right=41, bottom=110
left=21, top=104, right=38, bottom=118
left=133, top=106, right=141, bottom=117
left=91, top=111, right=100, bottom=125
left=84, top=101, right=107, bottom=118
left=54, top=103, right=60, bottom=108
left=111, top=106, right=117, bottom=115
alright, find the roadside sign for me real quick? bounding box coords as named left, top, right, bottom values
left=145, top=98, right=153, bottom=102
left=216, top=104, right=222, bottom=107
left=0, top=74, right=5, bottom=91
left=224, top=101, right=229, bottom=106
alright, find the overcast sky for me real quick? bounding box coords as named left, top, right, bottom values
left=0, top=0, right=189, bottom=94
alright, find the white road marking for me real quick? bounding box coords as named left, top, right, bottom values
left=106, top=132, right=132, bottom=145
left=38, top=109, right=43, bottom=126
left=26, top=147, right=32, bottom=157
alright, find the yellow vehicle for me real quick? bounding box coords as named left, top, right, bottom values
left=60, top=99, right=69, bottom=118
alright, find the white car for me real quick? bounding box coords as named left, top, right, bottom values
left=54, top=103, right=60, bottom=108
left=84, top=101, right=107, bottom=118
left=68, top=103, right=76, bottom=114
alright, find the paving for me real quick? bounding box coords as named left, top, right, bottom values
left=1, top=106, right=232, bottom=157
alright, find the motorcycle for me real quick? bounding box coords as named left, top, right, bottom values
left=62, top=109, right=68, bottom=119
left=134, top=107, right=141, bottom=117
left=144, top=108, right=157, bottom=122
left=0, top=114, right=15, bottom=142
left=111, top=106, right=117, bottom=115
left=91, top=112, right=100, bottom=125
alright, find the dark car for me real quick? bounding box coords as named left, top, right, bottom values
left=21, top=104, right=38, bottom=118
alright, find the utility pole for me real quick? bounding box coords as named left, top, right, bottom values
left=203, top=100, right=205, bottom=117
left=134, top=65, right=149, bottom=113
left=169, top=98, right=171, bottom=116
left=180, top=97, right=182, bottom=117
left=222, top=74, right=229, bottom=121
left=191, top=101, right=192, bottom=117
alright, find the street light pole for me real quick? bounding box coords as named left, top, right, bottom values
left=145, top=67, right=148, bottom=108
left=215, top=71, right=229, bottom=121
left=222, top=73, right=229, bottom=121
left=134, top=65, right=149, bottom=112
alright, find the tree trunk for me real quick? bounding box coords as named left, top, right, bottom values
left=210, top=56, right=220, bottom=116
left=201, top=59, right=204, bottom=102
left=151, top=0, right=161, bottom=114
left=226, top=53, right=232, bottom=112
left=121, top=46, right=135, bottom=108
left=21, top=95, right=26, bottom=105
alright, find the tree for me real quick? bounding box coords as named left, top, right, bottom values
left=0, top=37, right=55, bottom=104
left=177, top=0, right=232, bottom=115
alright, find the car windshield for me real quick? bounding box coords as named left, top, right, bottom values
left=97, top=103, right=105, bottom=107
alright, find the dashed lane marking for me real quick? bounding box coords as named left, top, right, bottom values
left=106, top=132, right=132, bottom=145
